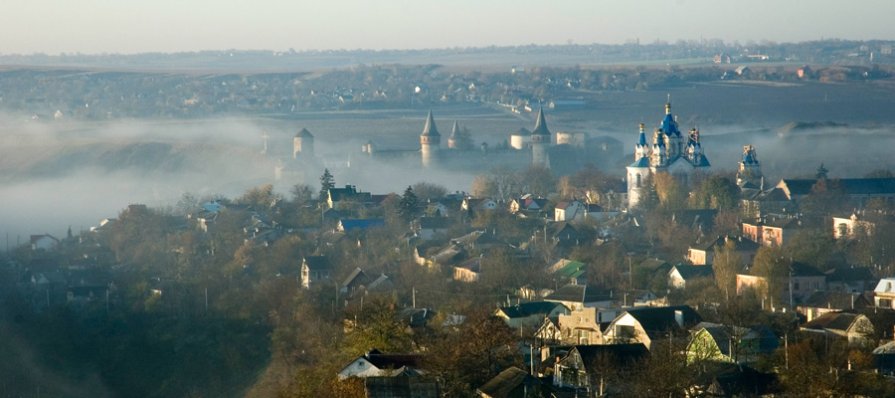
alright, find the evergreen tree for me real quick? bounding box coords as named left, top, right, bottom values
left=319, top=168, right=334, bottom=203
left=398, top=186, right=418, bottom=223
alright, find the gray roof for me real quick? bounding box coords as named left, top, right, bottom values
left=477, top=367, right=538, bottom=397
left=421, top=110, right=440, bottom=137
left=802, top=312, right=862, bottom=332
left=530, top=108, right=551, bottom=136
left=295, top=128, right=313, bottom=138
left=450, top=121, right=460, bottom=138
left=781, top=178, right=895, bottom=197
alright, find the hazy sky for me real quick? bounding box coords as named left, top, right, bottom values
left=2, top=0, right=895, bottom=54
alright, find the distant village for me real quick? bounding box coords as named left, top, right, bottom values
left=6, top=100, right=895, bottom=397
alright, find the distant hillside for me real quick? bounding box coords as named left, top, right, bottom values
left=0, top=140, right=269, bottom=183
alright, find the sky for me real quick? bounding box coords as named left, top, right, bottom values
left=1, top=0, right=895, bottom=54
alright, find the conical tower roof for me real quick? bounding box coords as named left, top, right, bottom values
left=296, top=128, right=313, bottom=138
left=421, top=111, right=440, bottom=137
left=531, top=108, right=550, bottom=136
left=450, top=121, right=460, bottom=138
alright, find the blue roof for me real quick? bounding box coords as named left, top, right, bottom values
left=660, top=113, right=681, bottom=137
left=629, top=157, right=651, bottom=168
left=340, top=218, right=386, bottom=231
left=637, top=130, right=648, bottom=146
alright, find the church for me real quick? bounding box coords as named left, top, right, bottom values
left=626, top=100, right=711, bottom=208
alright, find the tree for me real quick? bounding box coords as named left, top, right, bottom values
left=319, top=168, right=335, bottom=202
left=290, top=183, right=314, bottom=205
left=342, top=296, right=412, bottom=356
left=411, top=182, right=447, bottom=202
left=653, top=172, right=687, bottom=210
left=398, top=186, right=419, bottom=223
left=750, top=246, right=787, bottom=307
left=520, top=165, right=556, bottom=197
left=238, top=184, right=279, bottom=209
left=425, top=310, right=520, bottom=396
left=471, top=175, right=496, bottom=198
left=691, top=175, right=738, bottom=210
left=712, top=239, right=741, bottom=300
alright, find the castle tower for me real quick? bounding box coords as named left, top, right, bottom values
left=420, top=110, right=441, bottom=168
left=530, top=107, right=551, bottom=168
left=736, top=145, right=762, bottom=187
left=627, top=123, right=651, bottom=209
left=448, top=121, right=460, bottom=149
left=293, top=128, right=314, bottom=158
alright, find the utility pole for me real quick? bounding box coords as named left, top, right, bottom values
left=412, top=286, right=416, bottom=308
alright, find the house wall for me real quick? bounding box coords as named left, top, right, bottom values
left=557, top=307, right=602, bottom=345
left=338, top=358, right=382, bottom=380
left=604, top=313, right=650, bottom=348
left=688, top=249, right=709, bottom=266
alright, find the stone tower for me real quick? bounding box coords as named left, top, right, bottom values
left=737, top=145, right=762, bottom=187
left=530, top=108, right=551, bottom=168
left=293, top=128, right=314, bottom=158
left=420, top=110, right=441, bottom=168
left=448, top=121, right=460, bottom=149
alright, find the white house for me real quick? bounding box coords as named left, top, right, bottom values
left=874, top=278, right=895, bottom=309
left=338, top=349, right=423, bottom=380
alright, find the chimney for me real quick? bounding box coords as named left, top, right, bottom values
left=674, top=310, right=684, bottom=328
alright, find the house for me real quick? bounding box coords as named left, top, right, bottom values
left=494, top=301, right=570, bottom=329
left=873, top=341, right=895, bottom=375
left=603, top=305, right=702, bottom=349
left=687, top=235, right=759, bottom=266
left=338, top=349, right=423, bottom=380
left=686, top=322, right=779, bottom=364
left=797, top=291, right=871, bottom=322
left=776, top=177, right=895, bottom=205
left=736, top=261, right=826, bottom=304
left=30, top=234, right=59, bottom=251
left=741, top=217, right=800, bottom=247
left=453, top=256, right=481, bottom=283
left=450, top=230, right=507, bottom=251
left=740, top=185, right=794, bottom=219
left=801, top=312, right=875, bottom=347
left=301, top=256, right=332, bottom=289
left=337, top=218, right=385, bottom=232
left=416, top=217, right=450, bottom=240
left=544, top=284, right=614, bottom=313
left=327, top=185, right=373, bottom=209
left=698, top=363, right=781, bottom=397
left=341, top=267, right=372, bottom=295
left=833, top=212, right=894, bottom=240
left=509, top=195, right=549, bottom=214
left=668, top=264, right=714, bottom=289
left=552, top=344, right=648, bottom=390
left=461, top=197, right=499, bottom=214
left=534, top=306, right=603, bottom=345
left=546, top=258, right=587, bottom=286
left=553, top=201, right=583, bottom=222
left=548, top=222, right=594, bottom=253
left=874, top=278, right=895, bottom=309
left=364, top=370, right=439, bottom=398
left=554, top=201, right=616, bottom=223
left=476, top=367, right=541, bottom=398
left=825, top=266, right=875, bottom=293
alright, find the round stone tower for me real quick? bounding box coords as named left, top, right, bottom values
left=530, top=108, right=551, bottom=168
left=293, top=128, right=314, bottom=158
left=420, top=111, right=441, bottom=168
